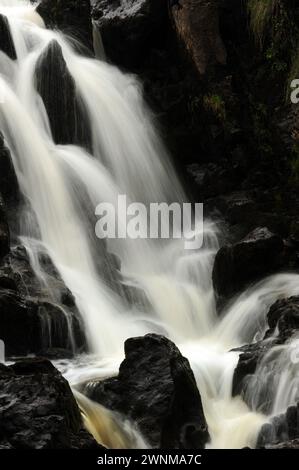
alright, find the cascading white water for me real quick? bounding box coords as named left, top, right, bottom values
left=244, top=333, right=299, bottom=416
left=1, top=0, right=299, bottom=449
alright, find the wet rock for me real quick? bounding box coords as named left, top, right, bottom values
left=0, top=288, right=85, bottom=357
left=266, top=439, right=299, bottom=448
left=35, top=0, right=93, bottom=52
left=213, top=227, right=285, bottom=299
left=84, top=333, right=209, bottom=449
left=187, top=162, right=239, bottom=199
left=0, top=198, right=9, bottom=262
left=218, top=192, right=258, bottom=227
left=171, top=0, right=227, bottom=75
left=0, top=134, right=20, bottom=205
left=233, top=296, right=299, bottom=400
left=257, top=402, right=299, bottom=449
left=232, top=339, right=278, bottom=398
left=0, top=289, right=39, bottom=356
left=0, top=358, right=100, bottom=449
left=36, top=348, right=75, bottom=360
left=0, top=245, right=86, bottom=357
left=92, top=0, right=168, bottom=70
left=0, top=14, right=16, bottom=59
left=266, top=296, right=299, bottom=342
left=35, top=40, right=91, bottom=149
left=0, top=246, right=75, bottom=308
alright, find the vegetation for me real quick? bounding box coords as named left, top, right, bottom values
left=248, top=1, right=299, bottom=99
left=247, top=0, right=282, bottom=46
left=203, top=94, right=226, bottom=121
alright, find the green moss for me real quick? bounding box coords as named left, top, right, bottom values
left=203, top=94, right=226, bottom=121
left=248, top=1, right=299, bottom=98
left=247, top=0, right=281, bottom=47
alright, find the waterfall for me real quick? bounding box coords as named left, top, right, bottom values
left=244, top=334, right=299, bottom=416
left=74, top=390, right=149, bottom=449
left=1, top=0, right=299, bottom=449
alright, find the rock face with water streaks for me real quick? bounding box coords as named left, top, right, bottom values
left=0, top=358, right=100, bottom=449
left=213, top=227, right=286, bottom=300
left=0, top=245, right=86, bottom=357
left=0, top=135, right=19, bottom=206
left=257, top=402, right=299, bottom=449
left=85, top=333, right=210, bottom=449
left=266, top=296, right=299, bottom=342
left=93, top=0, right=226, bottom=75
left=91, top=0, right=230, bottom=161
left=233, top=296, right=299, bottom=399
left=0, top=13, right=16, bottom=60
left=232, top=340, right=276, bottom=398
left=35, top=40, right=91, bottom=149
left=92, top=0, right=168, bottom=69
left=35, top=0, right=93, bottom=52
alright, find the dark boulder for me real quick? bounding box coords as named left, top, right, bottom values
left=35, top=0, right=93, bottom=52
left=213, top=227, right=286, bottom=300
left=0, top=358, right=100, bottom=449
left=0, top=14, right=16, bottom=59
left=35, top=40, right=91, bottom=149
left=0, top=245, right=86, bottom=357
left=92, top=0, right=168, bottom=70
left=84, top=333, right=209, bottom=449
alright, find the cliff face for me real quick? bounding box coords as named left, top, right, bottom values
left=172, top=0, right=227, bottom=75
left=35, top=0, right=93, bottom=52
left=91, top=1, right=299, bottom=243
left=92, top=0, right=168, bottom=69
